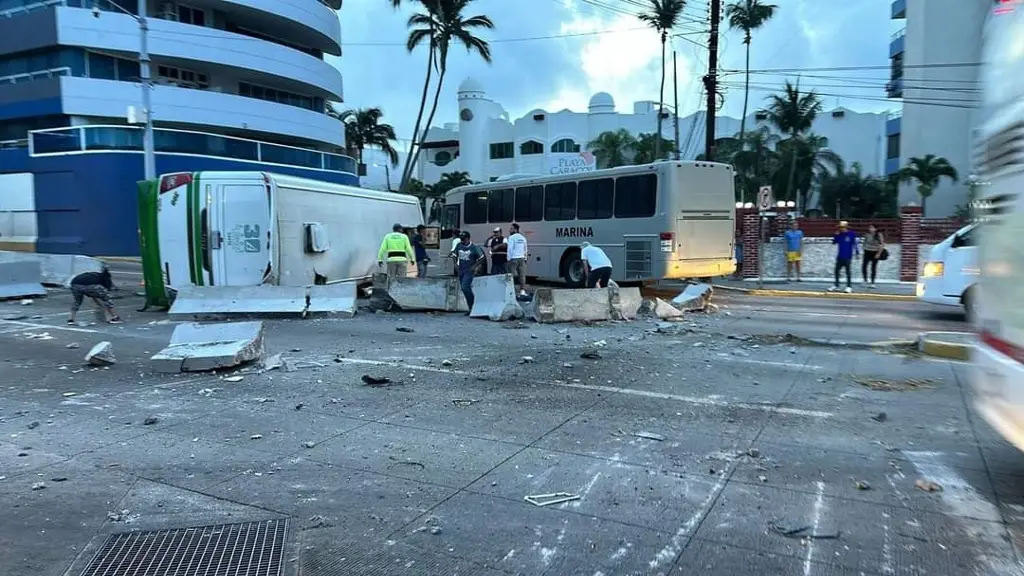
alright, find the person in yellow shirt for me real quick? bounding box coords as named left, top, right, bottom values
left=378, top=223, right=415, bottom=279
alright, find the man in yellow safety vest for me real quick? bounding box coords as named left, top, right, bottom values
left=378, top=223, right=415, bottom=279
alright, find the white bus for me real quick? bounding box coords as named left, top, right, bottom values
left=972, top=0, right=1024, bottom=451
left=441, top=161, right=737, bottom=286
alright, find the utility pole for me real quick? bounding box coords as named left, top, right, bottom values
left=703, top=0, right=721, bottom=161
left=673, top=50, right=680, bottom=160
left=138, top=0, right=155, bottom=182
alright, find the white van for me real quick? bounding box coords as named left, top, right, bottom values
left=915, top=223, right=980, bottom=316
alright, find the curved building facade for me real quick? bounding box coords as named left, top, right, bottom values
left=0, top=0, right=358, bottom=256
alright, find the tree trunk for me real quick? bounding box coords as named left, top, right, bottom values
left=399, top=43, right=436, bottom=192
left=408, top=59, right=448, bottom=190
left=785, top=133, right=798, bottom=206
left=655, top=36, right=666, bottom=162
left=738, top=37, right=751, bottom=150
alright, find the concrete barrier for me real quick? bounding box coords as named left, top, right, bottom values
left=169, top=285, right=308, bottom=318
left=0, top=251, right=103, bottom=287
left=469, top=274, right=524, bottom=321
left=0, top=260, right=46, bottom=299
left=531, top=287, right=610, bottom=323
left=671, top=283, right=713, bottom=311
left=307, top=282, right=357, bottom=316
left=372, top=274, right=468, bottom=312
left=151, top=321, right=265, bottom=373
left=610, top=286, right=643, bottom=320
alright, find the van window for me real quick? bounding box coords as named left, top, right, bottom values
left=442, top=204, right=461, bottom=235
left=614, top=174, right=657, bottom=218
left=488, top=188, right=514, bottom=223
left=577, top=178, right=614, bottom=219
left=514, top=185, right=544, bottom=221
left=544, top=182, right=577, bottom=221
left=954, top=227, right=976, bottom=247
left=464, top=192, right=488, bottom=224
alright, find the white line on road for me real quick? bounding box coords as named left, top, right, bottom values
left=803, top=481, right=826, bottom=576
left=0, top=319, right=97, bottom=334
left=333, top=357, right=833, bottom=418
left=649, top=469, right=729, bottom=569
left=720, top=357, right=823, bottom=370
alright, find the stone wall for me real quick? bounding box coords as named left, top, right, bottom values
left=761, top=238, right=904, bottom=281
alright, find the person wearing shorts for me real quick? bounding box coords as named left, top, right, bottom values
left=68, top=267, right=121, bottom=324
left=506, top=223, right=528, bottom=296
left=783, top=220, right=804, bottom=282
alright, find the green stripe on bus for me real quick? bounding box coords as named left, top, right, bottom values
left=190, top=175, right=204, bottom=286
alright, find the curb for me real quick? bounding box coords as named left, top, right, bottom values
left=918, top=331, right=975, bottom=361
left=98, top=257, right=142, bottom=264
left=744, top=288, right=917, bottom=301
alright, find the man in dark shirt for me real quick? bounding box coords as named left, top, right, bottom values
left=451, top=231, right=485, bottom=311
left=412, top=224, right=430, bottom=278
left=485, top=227, right=507, bottom=275
left=68, top=267, right=121, bottom=324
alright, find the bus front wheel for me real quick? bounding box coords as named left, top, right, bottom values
left=561, top=250, right=586, bottom=287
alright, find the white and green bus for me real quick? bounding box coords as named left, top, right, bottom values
left=441, top=161, right=737, bottom=286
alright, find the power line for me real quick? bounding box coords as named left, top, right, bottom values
left=344, top=25, right=710, bottom=47
left=722, top=62, right=984, bottom=75
left=718, top=81, right=981, bottom=110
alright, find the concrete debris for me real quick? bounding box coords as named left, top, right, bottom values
left=308, top=515, right=332, bottom=529
left=302, top=441, right=316, bottom=449
left=441, top=360, right=453, bottom=367
left=361, top=375, right=391, bottom=386
left=747, top=448, right=760, bottom=458
left=580, top=350, right=602, bottom=360
left=65, top=343, right=79, bottom=349
left=396, top=326, right=415, bottom=333
left=250, top=434, right=263, bottom=440
left=651, top=297, right=685, bottom=319
left=915, top=479, right=942, bottom=492
left=50, top=477, right=67, bottom=482
left=262, top=353, right=284, bottom=372
left=31, top=482, right=45, bottom=490
left=430, top=526, right=442, bottom=535
left=671, top=283, right=713, bottom=311
left=451, top=399, right=478, bottom=407
left=871, top=412, right=888, bottom=423
left=85, top=342, right=116, bottom=366
left=20, top=299, right=33, bottom=305
left=635, top=432, right=665, bottom=441
left=62, top=392, right=76, bottom=397
left=757, top=475, right=768, bottom=483
left=26, top=421, right=39, bottom=430
left=855, top=480, right=872, bottom=491
left=151, top=322, right=265, bottom=373
left=294, top=403, right=305, bottom=411
left=223, top=376, right=244, bottom=383
left=106, top=509, right=136, bottom=523
left=142, top=417, right=159, bottom=426
left=519, top=356, right=534, bottom=364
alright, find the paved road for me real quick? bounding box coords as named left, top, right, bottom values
left=1, top=287, right=1017, bottom=576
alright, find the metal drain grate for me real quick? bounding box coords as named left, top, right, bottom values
left=80, top=519, right=287, bottom=576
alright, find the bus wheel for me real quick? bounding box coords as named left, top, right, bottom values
left=561, top=250, right=586, bottom=287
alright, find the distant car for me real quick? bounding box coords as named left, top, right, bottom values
left=916, top=223, right=979, bottom=317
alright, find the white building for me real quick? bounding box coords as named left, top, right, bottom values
left=417, top=77, right=890, bottom=203
left=887, top=0, right=987, bottom=216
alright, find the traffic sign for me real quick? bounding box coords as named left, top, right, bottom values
left=757, top=186, right=774, bottom=212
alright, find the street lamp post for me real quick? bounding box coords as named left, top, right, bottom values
left=93, top=0, right=155, bottom=181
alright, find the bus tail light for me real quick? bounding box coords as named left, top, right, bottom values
left=660, top=232, right=673, bottom=252
left=160, top=173, right=192, bottom=193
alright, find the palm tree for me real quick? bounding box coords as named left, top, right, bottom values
left=772, top=134, right=842, bottom=209
left=436, top=170, right=473, bottom=192
left=329, top=107, right=400, bottom=170
left=400, top=0, right=494, bottom=192
left=638, top=0, right=686, bottom=162
left=897, top=154, right=959, bottom=215
left=587, top=129, right=638, bottom=169
left=634, top=132, right=677, bottom=164
left=760, top=81, right=823, bottom=209
left=724, top=0, right=777, bottom=147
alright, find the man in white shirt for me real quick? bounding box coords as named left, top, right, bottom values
left=506, top=223, right=529, bottom=296
left=580, top=241, right=613, bottom=288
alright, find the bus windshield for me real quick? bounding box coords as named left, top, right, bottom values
left=443, top=162, right=737, bottom=286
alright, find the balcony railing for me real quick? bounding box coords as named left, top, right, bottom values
left=27, top=125, right=357, bottom=174
left=0, top=67, right=71, bottom=84
left=890, top=27, right=906, bottom=41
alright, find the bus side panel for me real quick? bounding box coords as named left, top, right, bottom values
left=137, top=179, right=169, bottom=307
left=156, top=180, right=192, bottom=290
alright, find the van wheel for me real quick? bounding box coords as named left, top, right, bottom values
left=962, top=287, right=976, bottom=321
left=561, top=250, right=586, bottom=287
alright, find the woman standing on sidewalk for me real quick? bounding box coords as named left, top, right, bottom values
left=862, top=224, right=885, bottom=289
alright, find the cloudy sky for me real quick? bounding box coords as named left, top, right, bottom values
left=335, top=0, right=901, bottom=151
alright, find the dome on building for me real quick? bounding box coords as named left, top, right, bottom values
left=588, top=92, right=615, bottom=112
left=457, top=77, right=485, bottom=94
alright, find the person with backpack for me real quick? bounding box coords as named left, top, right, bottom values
left=862, top=224, right=885, bottom=289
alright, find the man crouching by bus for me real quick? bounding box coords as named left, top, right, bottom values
left=452, top=231, right=485, bottom=312
left=581, top=242, right=613, bottom=288
left=67, top=266, right=121, bottom=325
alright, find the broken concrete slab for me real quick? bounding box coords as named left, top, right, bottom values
left=168, top=285, right=307, bottom=318
left=651, top=297, right=685, bottom=319
left=0, top=261, right=47, bottom=300
left=307, top=283, right=358, bottom=316
left=671, top=283, right=713, bottom=311
left=150, top=321, right=265, bottom=373
left=0, top=251, right=103, bottom=287
left=85, top=342, right=116, bottom=366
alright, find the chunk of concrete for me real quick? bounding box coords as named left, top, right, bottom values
left=609, top=286, right=643, bottom=320
left=0, top=261, right=46, bottom=300
left=651, top=297, right=685, bottom=319
left=85, top=341, right=116, bottom=366
left=671, top=283, right=713, bottom=311
left=150, top=321, right=265, bottom=373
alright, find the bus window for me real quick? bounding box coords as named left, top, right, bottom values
left=514, top=185, right=544, bottom=221
left=544, top=182, right=577, bottom=221
left=465, top=192, right=488, bottom=224
left=615, top=174, right=657, bottom=218
left=577, top=178, right=614, bottom=219
left=488, top=188, right=514, bottom=223
left=442, top=204, right=460, bottom=238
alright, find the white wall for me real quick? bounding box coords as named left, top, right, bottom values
left=0, top=173, right=37, bottom=250
left=898, top=0, right=987, bottom=217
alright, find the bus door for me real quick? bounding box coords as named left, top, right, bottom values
left=442, top=203, right=461, bottom=242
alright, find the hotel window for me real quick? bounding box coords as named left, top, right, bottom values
left=239, top=82, right=320, bottom=111
left=520, top=140, right=544, bottom=155
left=177, top=4, right=206, bottom=26
left=489, top=141, right=513, bottom=159
left=434, top=150, right=453, bottom=166
left=158, top=65, right=209, bottom=89
left=551, top=138, right=580, bottom=153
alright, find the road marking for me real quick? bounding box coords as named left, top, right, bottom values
left=649, top=469, right=729, bottom=569
left=720, top=357, right=823, bottom=370
left=0, top=319, right=97, bottom=333
left=551, top=382, right=833, bottom=418
left=803, top=481, right=826, bottom=576
left=333, top=357, right=465, bottom=375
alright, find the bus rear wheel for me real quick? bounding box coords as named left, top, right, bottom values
left=561, top=250, right=586, bottom=287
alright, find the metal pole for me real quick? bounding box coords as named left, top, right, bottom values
left=673, top=50, right=680, bottom=160
left=138, top=1, right=155, bottom=181
left=703, top=0, right=721, bottom=160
